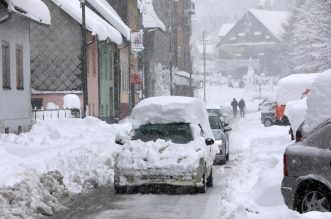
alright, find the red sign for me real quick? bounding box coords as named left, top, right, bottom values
left=131, top=73, right=142, bottom=84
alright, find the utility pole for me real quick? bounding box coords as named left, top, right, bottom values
left=169, top=0, right=173, bottom=96
left=203, top=31, right=206, bottom=103
left=80, top=0, right=88, bottom=118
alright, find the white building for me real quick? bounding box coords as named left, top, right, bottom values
left=0, top=0, right=50, bottom=133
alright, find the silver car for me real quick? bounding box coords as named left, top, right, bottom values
left=281, top=120, right=331, bottom=213
left=208, top=113, right=231, bottom=165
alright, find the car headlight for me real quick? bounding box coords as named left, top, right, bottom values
left=215, top=140, right=223, bottom=145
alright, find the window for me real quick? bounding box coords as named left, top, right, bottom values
left=2, top=40, right=10, bottom=89
left=304, top=123, right=331, bottom=149
left=16, top=45, right=23, bottom=90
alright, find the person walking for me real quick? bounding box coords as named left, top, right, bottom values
left=231, top=98, right=239, bottom=118
left=239, top=98, right=246, bottom=118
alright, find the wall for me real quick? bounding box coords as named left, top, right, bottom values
left=0, top=13, right=32, bottom=133
left=87, top=34, right=99, bottom=117
left=31, top=93, right=83, bottom=110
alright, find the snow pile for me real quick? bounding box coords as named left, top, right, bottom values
left=63, top=94, right=80, bottom=109
left=138, top=0, right=166, bottom=31
left=132, top=96, right=213, bottom=138
left=0, top=117, right=131, bottom=192
left=87, top=0, right=131, bottom=40
left=284, top=98, right=307, bottom=133
left=276, top=73, right=319, bottom=105
left=305, top=70, right=331, bottom=131
left=116, top=138, right=212, bottom=176
left=5, top=0, right=51, bottom=25
left=219, top=112, right=331, bottom=219
left=46, top=102, right=58, bottom=110
left=0, top=171, right=69, bottom=218
left=51, top=0, right=122, bottom=44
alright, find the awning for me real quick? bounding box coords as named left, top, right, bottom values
left=4, top=0, right=51, bottom=25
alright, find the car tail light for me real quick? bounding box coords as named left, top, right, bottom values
left=283, top=154, right=288, bottom=177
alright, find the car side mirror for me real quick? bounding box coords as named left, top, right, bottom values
left=224, top=126, right=232, bottom=132
left=205, top=138, right=214, bottom=146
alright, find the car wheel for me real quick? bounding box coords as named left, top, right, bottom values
left=264, top=119, right=272, bottom=127
left=206, top=169, right=213, bottom=187
left=297, top=187, right=331, bottom=213
left=114, top=185, right=127, bottom=194
left=198, top=174, right=207, bottom=193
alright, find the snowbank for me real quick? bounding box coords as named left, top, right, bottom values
left=0, top=117, right=131, bottom=192
left=276, top=73, right=319, bottom=105
left=5, top=0, right=51, bottom=25
left=132, top=96, right=213, bottom=138
left=305, top=70, right=331, bottom=131
left=284, top=98, right=307, bottom=133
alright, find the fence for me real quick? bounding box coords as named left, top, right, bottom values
left=32, top=108, right=81, bottom=124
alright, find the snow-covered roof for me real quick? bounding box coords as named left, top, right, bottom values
left=218, top=23, right=235, bottom=37
left=249, top=9, right=288, bottom=39
left=176, top=71, right=191, bottom=79
left=132, top=96, right=212, bottom=138
left=5, top=0, right=51, bottom=25
left=305, top=70, right=331, bottom=131
left=138, top=0, right=166, bottom=31
left=51, top=0, right=122, bottom=44
left=276, top=73, right=320, bottom=105
left=87, top=0, right=131, bottom=40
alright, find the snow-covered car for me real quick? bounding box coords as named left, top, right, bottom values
left=208, top=113, right=231, bottom=164
left=258, top=98, right=275, bottom=111
left=260, top=104, right=276, bottom=127
left=114, top=96, right=218, bottom=194
left=281, top=119, right=331, bottom=213
left=206, top=106, right=229, bottom=123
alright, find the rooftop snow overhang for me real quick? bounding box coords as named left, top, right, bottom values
left=4, top=0, right=51, bottom=25
left=87, top=0, right=131, bottom=40
left=138, top=0, right=166, bottom=31
left=51, top=0, right=122, bottom=45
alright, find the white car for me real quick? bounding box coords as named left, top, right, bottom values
left=114, top=96, right=217, bottom=193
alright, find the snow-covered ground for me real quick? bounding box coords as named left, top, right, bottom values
left=0, top=117, right=131, bottom=218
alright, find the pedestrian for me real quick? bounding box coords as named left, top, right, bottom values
left=231, top=98, right=239, bottom=118
left=239, top=98, right=246, bottom=118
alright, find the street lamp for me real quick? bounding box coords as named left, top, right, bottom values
left=80, top=0, right=88, bottom=118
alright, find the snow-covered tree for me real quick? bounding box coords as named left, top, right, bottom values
left=279, top=0, right=331, bottom=75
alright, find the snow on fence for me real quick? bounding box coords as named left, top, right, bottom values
left=32, top=108, right=81, bottom=123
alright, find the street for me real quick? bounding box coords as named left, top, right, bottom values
left=51, top=111, right=305, bottom=219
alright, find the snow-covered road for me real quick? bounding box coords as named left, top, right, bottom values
left=51, top=111, right=331, bottom=219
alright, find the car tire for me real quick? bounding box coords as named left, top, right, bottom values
left=197, top=174, right=207, bottom=193
left=206, top=169, right=213, bottom=187
left=264, top=119, right=273, bottom=127
left=114, top=185, right=127, bottom=194
left=296, top=185, right=331, bottom=213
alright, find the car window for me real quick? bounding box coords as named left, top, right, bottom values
left=132, top=123, right=193, bottom=144
left=303, top=123, right=331, bottom=149
left=209, top=116, right=221, bottom=129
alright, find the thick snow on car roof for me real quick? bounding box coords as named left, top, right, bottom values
left=276, top=73, right=320, bottom=105
left=284, top=98, right=307, bottom=133
left=305, top=69, right=331, bottom=131
left=132, top=96, right=212, bottom=138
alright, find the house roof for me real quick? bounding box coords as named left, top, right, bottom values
left=87, top=0, right=131, bottom=40
left=138, top=0, right=165, bottom=31
left=248, top=9, right=288, bottom=39
left=218, top=23, right=235, bottom=37
left=51, top=0, right=122, bottom=44
left=4, top=0, right=51, bottom=25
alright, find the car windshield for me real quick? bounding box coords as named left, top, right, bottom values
left=207, top=109, right=222, bottom=117
left=132, top=123, right=194, bottom=144
left=209, top=116, right=222, bottom=130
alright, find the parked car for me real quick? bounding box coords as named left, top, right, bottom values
left=281, top=119, right=331, bottom=213
left=261, top=104, right=276, bottom=127
left=258, top=98, right=275, bottom=111
left=207, top=106, right=229, bottom=123
left=208, top=113, right=232, bottom=165
left=114, top=96, right=217, bottom=194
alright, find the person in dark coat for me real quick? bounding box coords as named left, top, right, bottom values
left=231, top=98, right=239, bottom=118
left=239, top=98, right=246, bottom=118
